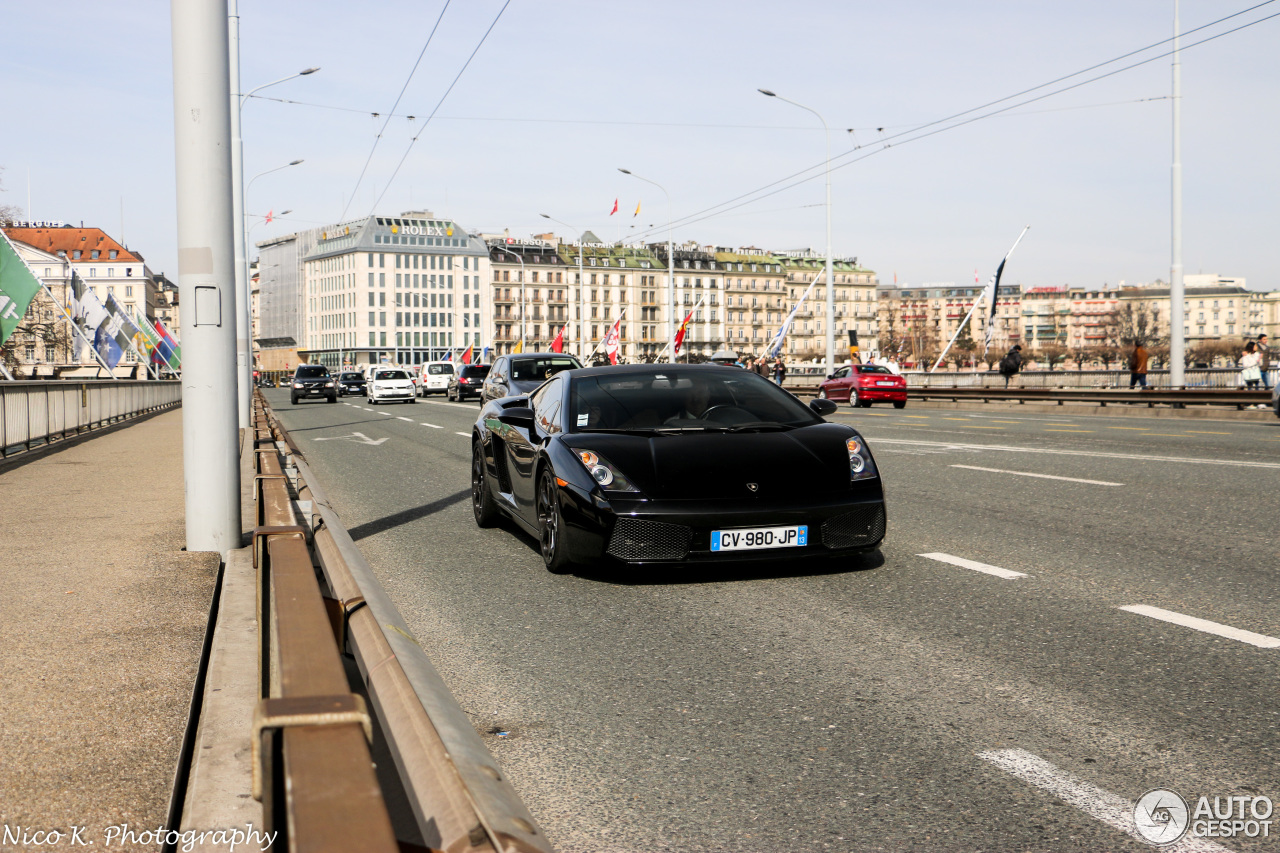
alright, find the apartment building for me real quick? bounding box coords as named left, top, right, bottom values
left=486, top=238, right=572, bottom=356
left=878, top=282, right=1021, bottom=361
left=650, top=243, right=723, bottom=359
left=715, top=248, right=784, bottom=354
left=256, top=211, right=490, bottom=371
left=778, top=252, right=879, bottom=360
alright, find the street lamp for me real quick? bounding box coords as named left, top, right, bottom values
left=226, top=7, right=320, bottom=428
left=540, top=213, right=585, bottom=358
left=760, top=88, right=834, bottom=372
left=619, top=169, right=674, bottom=363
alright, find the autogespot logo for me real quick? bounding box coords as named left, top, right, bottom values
left=1135, top=789, right=1191, bottom=845
left=1134, top=788, right=1275, bottom=845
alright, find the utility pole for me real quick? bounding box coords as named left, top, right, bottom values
left=228, top=0, right=250, bottom=429
left=1169, top=0, right=1185, bottom=388
left=172, top=0, right=242, bottom=556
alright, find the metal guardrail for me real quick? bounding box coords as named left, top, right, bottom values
left=903, top=387, right=1272, bottom=409
left=255, top=393, right=553, bottom=853
left=780, top=367, right=1274, bottom=391
left=1, top=380, right=181, bottom=457
left=251, top=399, right=400, bottom=852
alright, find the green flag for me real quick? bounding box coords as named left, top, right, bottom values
left=0, top=232, right=43, bottom=347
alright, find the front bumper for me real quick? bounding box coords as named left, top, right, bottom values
left=371, top=387, right=415, bottom=400
left=558, top=488, right=886, bottom=566
left=293, top=384, right=335, bottom=397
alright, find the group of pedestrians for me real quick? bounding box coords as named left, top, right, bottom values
left=742, top=355, right=787, bottom=385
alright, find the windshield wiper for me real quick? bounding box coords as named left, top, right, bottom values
left=576, top=427, right=663, bottom=435
left=721, top=422, right=793, bottom=432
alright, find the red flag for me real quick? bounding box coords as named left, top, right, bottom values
left=265, top=210, right=274, bottom=224
left=550, top=322, right=568, bottom=353
left=461, top=344, right=473, bottom=365
left=609, top=198, right=618, bottom=216
left=673, top=308, right=694, bottom=356
left=602, top=317, right=622, bottom=364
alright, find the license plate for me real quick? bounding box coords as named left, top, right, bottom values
left=711, top=525, right=807, bottom=552
left=876, top=380, right=897, bottom=386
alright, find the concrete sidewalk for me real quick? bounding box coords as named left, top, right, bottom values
left=0, top=409, right=218, bottom=851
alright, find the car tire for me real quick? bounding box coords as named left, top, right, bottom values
left=290, top=395, right=298, bottom=405
left=817, top=388, right=828, bottom=400
left=537, top=467, right=574, bottom=574
left=893, top=400, right=906, bottom=409
left=471, top=438, right=499, bottom=528
left=848, top=389, right=859, bottom=408
left=327, top=395, right=337, bottom=403
left=409, top=396, right=416, bottom=404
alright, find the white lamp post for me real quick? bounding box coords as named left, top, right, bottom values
left=540, top=213, right=585, bottom=358
left=760, top=89, right=834, bottom=372
left=619, top=169, right=674, bottom=363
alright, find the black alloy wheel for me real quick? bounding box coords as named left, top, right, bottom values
left=537, top=467, right=573, bottom=574
left=471, top=439, right=499, bottom=527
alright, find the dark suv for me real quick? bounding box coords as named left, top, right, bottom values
left=446, top=364, right=491, bottom=401
left=290, top=365, right=337, bottom=404
left=482, top=353, right=583, bottom=403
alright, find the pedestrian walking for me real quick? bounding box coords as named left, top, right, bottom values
left=753, top=357, right=769, bottom=379
left=1257, top=333, right=1271, bottom=391
left=1239, top=341, right=1262, bottom=390
left=772, top=357, right=787, bottom=386
left=998, top=345, right=1023, bottom=388
left=1128, top=341, right=1149, bottom=389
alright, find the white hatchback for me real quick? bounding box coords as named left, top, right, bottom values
left=420, top=361, right=455, bottom=396
left=367, top=367, right=417, bottom=404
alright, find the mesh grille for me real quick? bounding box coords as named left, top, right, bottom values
left=821, top=505, right=886, bottom=549
left=607, top=518, right=693, bottom=562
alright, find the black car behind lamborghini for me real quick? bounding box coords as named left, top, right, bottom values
left=471, top=363, right=885, bottom=573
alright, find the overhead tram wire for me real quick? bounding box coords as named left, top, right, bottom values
left=339, top=0, right=452, bottom=223
left=368, top=0, right=512, bottom=216
left=620, top=5, right=1280, bottom=243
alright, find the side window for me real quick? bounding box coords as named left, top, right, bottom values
left=833, top=366, right=850, bottom=379
left=532, top=376, right=563, bottom=434
left=491, top=358, right=507, bottom=382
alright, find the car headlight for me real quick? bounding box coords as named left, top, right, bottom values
left=325, top=381, right=335, bottom=387
left=293, top=382, right=303, bottom=388
left=846, top=436, right=878, bottom=481
left=577, top=450, right=639, bottom=492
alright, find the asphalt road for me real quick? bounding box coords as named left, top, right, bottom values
left=267, top=389, right=1280, bottom=853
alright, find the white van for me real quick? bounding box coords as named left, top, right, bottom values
left=419, top=361, right=455, bottom=396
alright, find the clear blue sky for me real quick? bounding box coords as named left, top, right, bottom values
left=2, top=1, right=1276, bottom=291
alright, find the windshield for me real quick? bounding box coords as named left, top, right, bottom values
left=340, top=373, right=363, bottom=381
left=374, top=369, right=411, bottom=381
left=427, top=364, right=454, bottom=375
left=511, top=356, right=581, bottom=382
left=296, top=366, right=328, bottom=378
left=569, top=367, right=821, bottom=432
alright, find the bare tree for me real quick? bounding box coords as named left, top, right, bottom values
left=0, top=301, right=76, bottom=375
left=0, top=166, right=22, bottom=225
left=1035, top=343, right=1070, bottom=371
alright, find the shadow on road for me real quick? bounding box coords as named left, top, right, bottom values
left=347, top=488, right=471, bottom=541
left=285, top=420, right=382, bottom=434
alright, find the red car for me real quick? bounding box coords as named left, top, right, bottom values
left=817, top=363, right=907, bottom=409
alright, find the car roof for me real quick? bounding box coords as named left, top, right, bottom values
left=507, top=352, right=578, bottom=361
left=568, top=362, right=743, bottom=379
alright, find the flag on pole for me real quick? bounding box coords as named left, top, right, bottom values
left=767, top=275, right=822, bottom=358
left=0, top=231, right=44, bottom=348
left=673, top=308, right=694, bottom=356
left=602, top=316, right=622, bottom=364
left=153, top=319, right=182, bottom=369
left=461, top=344, right=474, bottom=365
left=978, top=226, right=1030, bottom=356
left=265, top=210, right=274, bottom=224
left=609, top=198, right=618, bottom=216
left=550, top=322, right=568, bottom=353
left=513, top=340, right=523, bottom=354
left=633, top=200, right=641, bottom=218
left=69, top=273, right=121, bottom=367
left=482, top=345, right=490, bottom=363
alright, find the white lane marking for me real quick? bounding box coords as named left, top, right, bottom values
left=1119, top=605, right=1280, bottom=649
left=867, top=437, right=1280, bottom=470
left=977, top=749, right=1230, bottom=852
left=420, top=422, right=442, bottom=428
left=950, top=465, right=1123, bottom=486
left=423, top=399, right=481, bottom=410
left=455, top=432, right=470, bottom=437
left=313, top=432, right=388, bottom=446
left=397, top=416, right=413, bottom=421
left=378, top=411, right=392, bottom=415
left=918, top=552, right=1028, bottom=579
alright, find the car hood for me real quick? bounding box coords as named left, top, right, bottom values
left=565, top=422, right=856, bottom=501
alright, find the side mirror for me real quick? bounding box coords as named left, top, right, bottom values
left=826, top=373, right=834, bottom=380
left=809, top=398, right=837, bottom=416
left=497, top=406, right=536, bottom=429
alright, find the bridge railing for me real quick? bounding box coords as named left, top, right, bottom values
left=0, top=380, right=182, bottom=458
